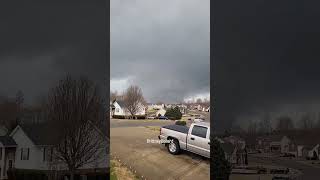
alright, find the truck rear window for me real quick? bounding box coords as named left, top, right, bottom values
left=191, top=125, right=207, bottom=138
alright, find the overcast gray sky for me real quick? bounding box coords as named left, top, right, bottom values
left=213, top=0, right=320, bottom=131
left=0, top=2, right=107, bottom=104
left=110, top=0, right=210, bottom=103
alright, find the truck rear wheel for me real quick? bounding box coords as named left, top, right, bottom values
left=167, top=139, right=180, bottom=155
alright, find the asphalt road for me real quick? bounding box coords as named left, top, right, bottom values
left=110, top=125, right=210, bottom=180
left=110, top=119, right=175, bottom=128
left=272, top=160, right=319, bottom=180
left=249, top=155, right=319, bottom=180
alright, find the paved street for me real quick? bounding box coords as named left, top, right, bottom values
left=249, top=155, right=318, bottom=180
left=110, top=121, right=210, bottom=180
left=110, top=119, right=175, bottom=128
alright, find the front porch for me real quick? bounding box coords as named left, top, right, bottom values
left=0, top=136, right=17, bottom=180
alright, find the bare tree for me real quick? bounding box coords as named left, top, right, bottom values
left=0, top=98, right=19, bottom=131
left=276, top=116, right=294, bottom=132
left=196, top=98, right=203, bottom=104
left=247, top=120, right=258, bottom=135
left=123, top=85, right=145, bottom=119
left=316, top=112, right=320, bottom=129
left=300, top=113, right=314, bottom=130
left=259, top=112, right=272, bottom=134
left=202, top=98, right=210, bottom=108
left=15, top=90, right=24, bottom=110
left=110, top=91, right=118, bottom=102
left=156, top=101, right=164, bottom=105
left=47, top=76, right=106, bottom=180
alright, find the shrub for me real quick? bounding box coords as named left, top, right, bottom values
left=175, top=120, right=186, bottom=126
left=212, top=138, right=231, bottom=180
left=112, top=115, right=125, bottom=119
left=165, top=107, right=182, bottom=120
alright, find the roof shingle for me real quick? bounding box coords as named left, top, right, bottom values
left=0, top=136, right=17, bottom=146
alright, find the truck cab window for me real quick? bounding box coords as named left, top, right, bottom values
left=191, top=125, right=207, bottom=138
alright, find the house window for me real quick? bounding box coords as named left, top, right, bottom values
left=21, top=148, right=29, bottom=160
left=8, top=160, right=13, bottom=169
left=43, top=147, right=46, bottom=161
left=116, top=108, right=119, bottom=112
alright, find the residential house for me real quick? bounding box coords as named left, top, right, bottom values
left=296, top=144, right=320, bottom=159
left=167, top=104, right=187, bottom=114
left=282, top=132, right=320, bottom=159
left=197, top=104, right=202, bottom=111
left=177, top=104, right=187, bottom=114
left=308, top=144, right=319, bottom=159
left=110, top=103, right=115, bottom=118
left=292, top=138, right=320, bottom=159
left=205, top=106, right=210, bottom=112
left=156, top=108, right=166, bottom=117
left=112, top=100, right=146, bottom=118
left=0, top=136, right=17, bottom=180
left=0, top=123, right=108, bottom=180
left=256, top=135, right=291, bottom=153
left=147, top=103, right=165, bottom=111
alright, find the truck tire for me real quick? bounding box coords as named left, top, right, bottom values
left=167, top=139, right=180, bottom=155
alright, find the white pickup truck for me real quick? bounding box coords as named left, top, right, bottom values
left=158, top=122, right=210, bottom=158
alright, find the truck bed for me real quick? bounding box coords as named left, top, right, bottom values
left=162, top=125, right=189, bottom=134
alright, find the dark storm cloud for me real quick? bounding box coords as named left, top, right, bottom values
left=110, top=0, right=210, bottom=103
left=213, top=0, right=320, bottom=131
left=0, top=1, right=107, bottom=104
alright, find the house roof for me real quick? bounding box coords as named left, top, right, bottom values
left=14, top=121, right=108, bottom=146
left=115, top=100, right=125, bottom=107
left=114, top=100, right=147, bottom=108
left=18, top=123, right=60, bottom=146
left=288, top=134, right=319, bottom=147
left=0, top=136, right=17, bottom=146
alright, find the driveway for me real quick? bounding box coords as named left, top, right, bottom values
left=110, top=126, right=210, bottom=180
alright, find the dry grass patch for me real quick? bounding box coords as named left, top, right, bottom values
left=111, top=159, right=139, bottom=180
left=145, top=126, right=161, bottom=131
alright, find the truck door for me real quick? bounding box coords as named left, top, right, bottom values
left=187, top=125, right=210, bottom=158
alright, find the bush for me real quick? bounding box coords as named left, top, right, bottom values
left=165, top=107, right=182, bottom=120
left=212, top=138, right=231, bottom=180
left=112, top=115, right=126, bottom=119
left=175, top=120, right=186, bottom=126
left=9, top=169, right=48, bottom=180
